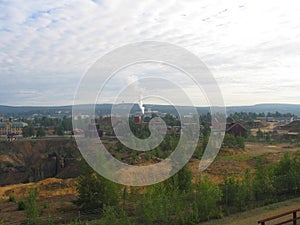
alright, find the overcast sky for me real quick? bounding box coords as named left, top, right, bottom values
left=1, top=0, right=300, bottom=106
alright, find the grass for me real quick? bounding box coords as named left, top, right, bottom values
left=16, top=136, right=72, bottom=142
left=216, top=154, right=257, bottom=162
left=200, top=197, right=300, bottom=225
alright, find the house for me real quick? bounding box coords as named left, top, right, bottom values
left=275, top=120, right=300, bottom=133
left=226, top=117, right=248, bottom=137
left=0, top=121, right=28, bottom=135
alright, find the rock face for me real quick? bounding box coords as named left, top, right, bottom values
left=0, top=139, right=81, bottom=186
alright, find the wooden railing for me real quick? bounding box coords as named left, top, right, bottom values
left=258, top=208, right=300, bottom=225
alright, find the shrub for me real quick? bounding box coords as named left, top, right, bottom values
left=8, top=195, right=16, bottom=202
left=223, top=169, right=253, bottom=212
left=46, top=215, right=54, bottom=225
left=253, top=162, right=275, bottom=202
left=191, top=176, right=223, bottom=222
left=18, top=200, right=26, bottom=210
left=274, top=152, right=300, bottom=195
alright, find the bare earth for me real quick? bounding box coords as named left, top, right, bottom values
left=190, top=143, right=300, bottom=183
left=0, top=142, right=300, bottom=224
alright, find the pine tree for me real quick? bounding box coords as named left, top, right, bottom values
left=74, top=162, right=120, bottom=213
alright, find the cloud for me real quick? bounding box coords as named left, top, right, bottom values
left=0, top=0, right=300, bottom=106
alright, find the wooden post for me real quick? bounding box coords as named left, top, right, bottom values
left=258, top=208, right=300, bottom=225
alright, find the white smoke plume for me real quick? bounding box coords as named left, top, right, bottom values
left=125, top=75, right=145, bottom=114
left=138, top=96, right=145, bottom=114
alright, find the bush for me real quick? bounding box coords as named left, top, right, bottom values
left=274, top=152, right=300, bottom=195
left=223, top=134, right=245, bottom=149
left=165, top=165, right=193, bottom=193
left=8, top=195, right=16, bottom=202
left=191, top=176, right=223, bottom=222
left=46, top=215, right=54, bottom=225
left=137, top=186, right=186, bottom=225
left=97, top=205, right=134, bottom=225
left=236, top=136, right=245, bottom=149
left=223, top=169, right=253, bottom=212
left=18, top=200, right=26, bottom=210
left=253, top=162, right=275, bottom=202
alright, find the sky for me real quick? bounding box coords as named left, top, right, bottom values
left=1, top=0, right=300, bottom=106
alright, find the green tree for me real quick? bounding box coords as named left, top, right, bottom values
left=193, top=145, right=203, bottom=159
left=96, top=205, right=134, bottom=225
left=176, top=165, right=193, bottom=192
left=36, top=127, right=46, bottom=137
left=223, top=169, right=253, bottom=212
left=163, top=165, right=193, bottom=193
left=74, top=163, right=120, bottom=213
left=24, top=188, right=39, bottom=225
left=202, top=134, right=209, bottom=150
left=162, top=114, right=180, bottom=126
left=137, top=183, right=185, bottom=225
left=253, top=161, right=275, bottom=202
left=265, top=132, right=271, bottom=143
left=22, top=125, right=35, bottom=137
left=274, top=153, right=300, bottom=194
left=223, top=134, right=236, bottom=148
left=192, top=176, right=223, bottom=222
left=55, top=126, right=64, bottom=136
left=61, top=116, right=72, bottom=131
left=223, top=175, right=238, bottom=208
left=236, top=136, right=245, bottom=149
left=256, top=129, right=264, bottom=141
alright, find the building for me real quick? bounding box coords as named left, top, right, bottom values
left=225, top=117, right=248, bottom=137
left=275, top=120, right=300, bottom=133
left=134, top=115, right=142, bottom=125
left=0, top=121, right=28, bottom=135
left=85, top=119, right=104, bottom=138
left=292, top=116, right=300, bottom=122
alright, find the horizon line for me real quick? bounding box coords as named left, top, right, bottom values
left=0, top=102, right=300, bottom=108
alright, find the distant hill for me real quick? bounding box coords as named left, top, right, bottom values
left=226, top=104, right=300, bottom=115
left=147, top=104, right=300, bottom=116
left=0, top=105, right=72, bottom=118
left=0, top=103, right=299, bottom=117
left=0, top=105, right=71, bottom=113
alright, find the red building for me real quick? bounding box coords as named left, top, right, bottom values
left=226, top=122, right=248, bottom=137
left=134, top=115, right=142, bottom=125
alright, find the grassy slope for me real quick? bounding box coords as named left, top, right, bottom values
left=200, top=197, right=300, bottom=225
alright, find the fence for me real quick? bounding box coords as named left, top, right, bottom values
left=258, top=208, right=300, bottom=225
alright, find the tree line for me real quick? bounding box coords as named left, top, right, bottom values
left=229, top=111, right=294, bottom=121
left=72, top=151, right=300, bottom=225
left=22, top=116, right=72, bottom=137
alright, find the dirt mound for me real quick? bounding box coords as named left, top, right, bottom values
left=0, top=139, right=81, bottom=186
left=0, top=177, right=77, bottom=201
